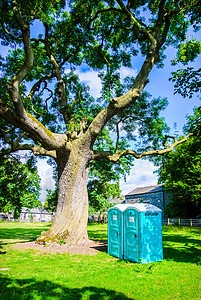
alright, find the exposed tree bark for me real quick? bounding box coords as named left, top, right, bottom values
left=36, top=141, right=91, bottom=244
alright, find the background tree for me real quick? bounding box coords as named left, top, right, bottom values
left=0, top=154, right=41, bottom=218
left=44, top=188, right=58, bottom=212
left=0, top=0, right=199, bottom=245
left=157, top=108, right=201, bottom=218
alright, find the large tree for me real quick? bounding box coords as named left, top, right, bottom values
left=0, top=0, right=199, bottom=245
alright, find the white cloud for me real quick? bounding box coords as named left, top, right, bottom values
left=119, top=66, right=138, bottom=80
left=120, top=159, right=158, bottom=196
left=64, top=68, right=102, bottom=98
left=37, top=159, right=55, bottom=203
left=65, top=65, right=138, bottom=99
left=78, top=69, right=102, bottom=98
left=76, top=66, right=138, bottom=98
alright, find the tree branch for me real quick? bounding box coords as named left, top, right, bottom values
left=90, top=7, right=123, bottom=22
left=12, top=143, right=57, bottom=159
left=0, top=127, right=12, bottom=145
left=84, top=2, right=177, bottom=147
left=115, top=122, right=120, bottom=152
left=26, top=73, right=55, bottom=102
left=0, top=128, right=56, bottom=159
left=93, top=134, right=193, bottom=162
left=0, top=142, right=57, bottom=159
left=116, top=0, right=157, bottom=50
left=44, top=23, right=68, bottom=124
left=0, top=21, right=20, bottom=45
left=163, top=135, right=177, bottom=145
left=0, top=98, right=67, bottom=151
left=9, top=0, right=34, bottom=117
left=85, top=49, right=158, bottom=146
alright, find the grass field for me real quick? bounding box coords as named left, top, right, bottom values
left=0, top=222, right=201, bottom=299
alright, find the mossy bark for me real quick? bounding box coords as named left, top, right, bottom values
left=36, top=144, right=90, bottom=245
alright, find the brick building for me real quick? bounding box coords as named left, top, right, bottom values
left=124, top=184, right=170, bottom=217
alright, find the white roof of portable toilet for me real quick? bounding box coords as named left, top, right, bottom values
left=109, top=203, right=161, bottom=213
left=108, top=204, right=133, bottom=212
left=126, top=203, right=162, bottom=212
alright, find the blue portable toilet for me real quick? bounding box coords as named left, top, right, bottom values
left=107, top=204, right=131, bottom=259
left=124, top=203, right=163, bottom=264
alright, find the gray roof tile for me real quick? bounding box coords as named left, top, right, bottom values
left=126, top=184, right=163, bottom=196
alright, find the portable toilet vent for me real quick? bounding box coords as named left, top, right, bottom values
left=108, top=204, right=163, bottom=264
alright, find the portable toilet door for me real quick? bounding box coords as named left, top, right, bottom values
left=108, top=204, right=130, bottom=259
left=140, top=205, right=163, bottom=264
left=124, top=206, right=139, bottom=262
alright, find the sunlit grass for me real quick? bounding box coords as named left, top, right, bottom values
left=0, top=222, right=201, bottom=299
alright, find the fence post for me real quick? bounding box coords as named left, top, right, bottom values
left=179, top=218, right=180, bottom=226
left=168, top=218, right=170, bottom=225
left=190, top=219, right=192, bottom=227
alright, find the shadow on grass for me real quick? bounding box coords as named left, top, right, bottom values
left=163, top=233, right=201, bottom=264
left=0, top=226, right=51, bottom=245
left=88, top=225, right=201, bottom=264
left=87, top=224, right=107, bottom=242
left=90, top=241, right=108, bottom=253
left=0, top=274, right=133, bottom=300
left=0, top=242, right=6, bottom=255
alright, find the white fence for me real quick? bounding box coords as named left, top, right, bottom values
left=162, top=218, right=201, bottom=227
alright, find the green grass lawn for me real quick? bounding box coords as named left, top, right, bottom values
left=0, top=222, right=201, bottom=300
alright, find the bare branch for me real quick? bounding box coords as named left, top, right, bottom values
left=0, top=128, right=56, bottom=159
left=0, top=22, right=21, bottom=46
left=93, top=134, right=193, bottom=162
left=0, top=142, right=57, bottom=159
left=163, top=135, right=177, bottom=145
left=13, top=132, right=26, bottom=147
left=85, top=50, right=157, bottom=146
left=26, top=74, right=54, bottom=101
left=115, top=122, right=120, bottom=152
left=153, top=1, right=180, bottom=49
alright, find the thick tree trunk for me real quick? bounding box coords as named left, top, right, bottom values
left=36, top=143, right=90, bottom=246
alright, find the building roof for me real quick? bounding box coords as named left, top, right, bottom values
left=125, top=184, right=163, bottom=196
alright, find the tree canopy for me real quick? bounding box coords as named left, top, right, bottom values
left=0, top=0, right=197, bottom=158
